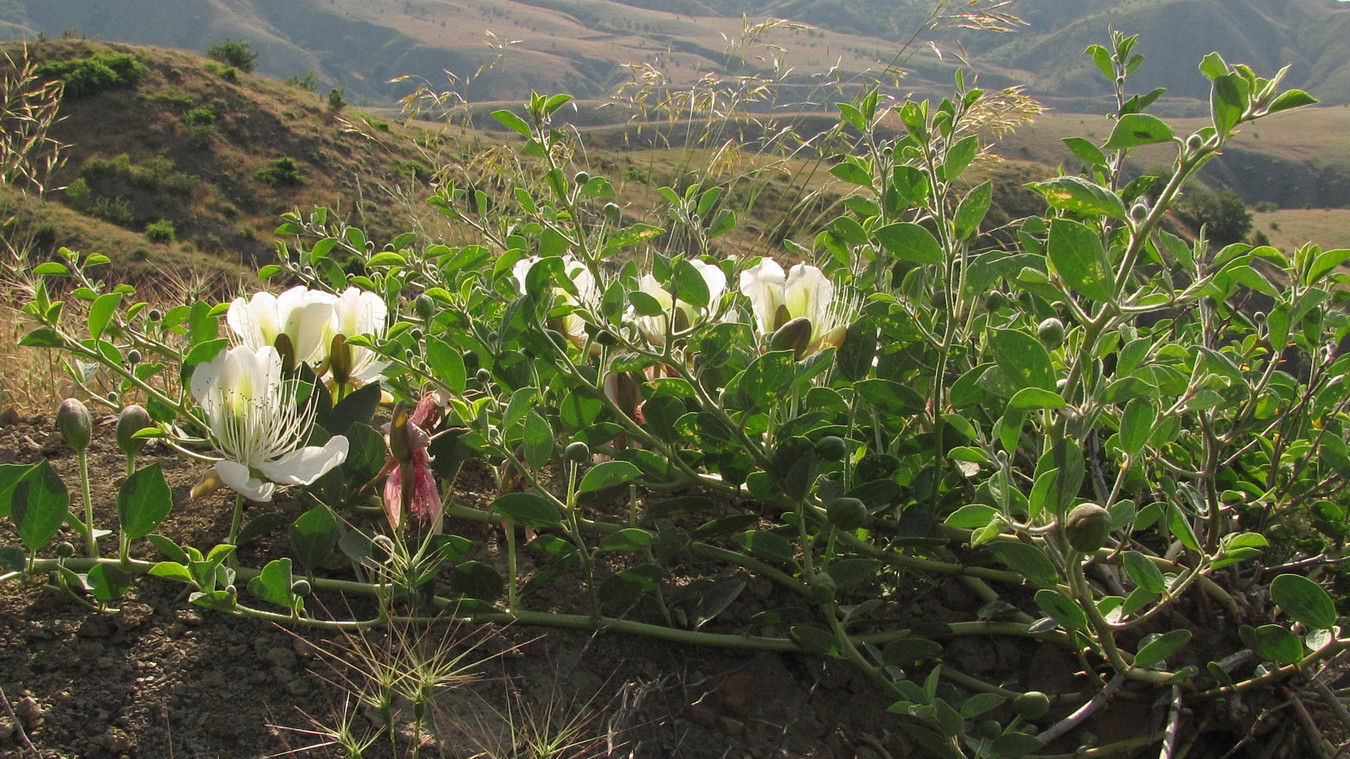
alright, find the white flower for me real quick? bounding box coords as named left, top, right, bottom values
left=324, top=287, right=390, bottom=385
left=191, top=344, right=349, bottom=502
left=227, top=286, right=336, bottom=370
left=739, top=259, right=848, bottom=356
left=513, top=255, right=600, bottom=347
left=630, top=259, right=727, bottom=346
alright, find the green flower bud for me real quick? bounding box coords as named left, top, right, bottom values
left=809, top=572, right=837, bottom=603
left=147, top=308, right=162, bottom=321
left=826, top=497, right=867, bottom=531
left=414, top=293, right=435, bottom=322
left=1064, top=502, right=1111, bottom=553
left=977, top=720, right=1003, bottom=739
left=387, top=402, right=413, bottom=462
left=476, top=368, right=492, bottom=384
left=595, top=329, right=617, bottom=346
left=983, top=290, right=1006, bottom=312
left=273, top=332, right=298, bottom=373
left=55, top=541, right=75, bottom=558
left=603, top=202, right=621, bottom=224
left=565, top=441, right=591, bottom=463
left=574, top=170, right=590, bottom=186
left=116, top=404, right=153, bottom=456
left=290, top=579, right=312, bottom=597
left=1014, top=691, right=1051, bottom=720
left=814, top=436, right=847, bottom=462
left=126, top=349, right=142, bottom=366
left=56, top=398, right=92, bottom=453
left=1038, top=317, right=1065, bottom=350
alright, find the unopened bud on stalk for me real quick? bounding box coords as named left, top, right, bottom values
left=565, top=441, right=591, bottom=463
left=328, top=334, right=352, bottom=389
left=290, top=579, right=312, bottom=597
left=273, top=332, right=298, bottom=373
left=387, top=401, right=413, bottom=463
left=116, top=404, right=153, bottom=456
left=414, top=293, right=435, bottom=322
left=55, top=541, right=75, bottom=558
left=769, top=316, right=814, bottom=359
left=126, top=349, right=142, bottom=366
left=56, top=398, right=92, bottom=453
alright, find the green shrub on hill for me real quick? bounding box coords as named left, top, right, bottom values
left=34, top=52, right=146, bottom=98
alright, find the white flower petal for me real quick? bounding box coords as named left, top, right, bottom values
left=738, top=258, right=786, bottom=334
left=784, top=264, right=833, bottom=331
left=216, top=460, right=275, bottom=502
left=257, top=435, right=350, bottom=486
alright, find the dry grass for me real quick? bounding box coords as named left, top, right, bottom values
left=1254, top=208, right=1350, bottom=253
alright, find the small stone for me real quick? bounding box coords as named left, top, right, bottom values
left=15, top=696, right=43, bottom=726
left=266, top=646, right=297, bottom=670
left=103, top=728, right=134, bottom=753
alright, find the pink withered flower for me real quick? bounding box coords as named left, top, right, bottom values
left=381, top=395, right=442, bottom=532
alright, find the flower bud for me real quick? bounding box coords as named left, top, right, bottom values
left=815, top=436, right=847, bottom=461
left=769, top=316, right=814, bottom=359
left=273, top=332, right=298, bottom=373
left=126, top=349, right=142, bottom=366
left=1064, top=502, right=1111, bottom=553
left=414, top=293, right=435, bottom=322
left=574, top=170, right=590, bottom=186
left=565, top=441, right=591, bottom=463
left=116, top=404, right=153, bottom=456
left=388, top=401, right=413, bottom=463
left=476, top=368, right=492, bottom=384
left=328, top=334, right=352, bottom=388
left=1014, top=691, right=1051, bottom=720
left=56, top=398, right=92, bottom=453
left=826, top=497, right=867, bottom=530
left=1038, top=317, right=1065, bottom=350
left=290, top=579, right=312, bottom=597
left=55, top=541, right=75, bottom=558
left=148, top=308, right=162, bottom=321
left=603, top=202, right=621, bottom=224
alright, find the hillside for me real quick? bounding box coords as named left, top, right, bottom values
left=4, top=0, right=1350, bottom=111
left=2, top=39, right=452, bottom=283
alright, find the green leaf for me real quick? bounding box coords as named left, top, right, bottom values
left=953, top=181, right=992, bottom=241
left=248, top=557, right=295, bottom=608
left=989, top=540, right=1058, bottom=587
left=739, top=350, right=797, bottom=413
left=960, top=693, right=1004, bottom=719
left=1267, top=89, right=1317, bottom=115
left=1029, top=176, right=1127, bottom=219
left=1007, top=387, right=1065, bottom=410
left=1104, top=113, right=1175, bottom=149
left=836, top=319, right=877, bottom=382
left=989, top=329, right=1055, bottom=392
left=289, top=505, right=340, bottom=573
left=1119, top=398, right=1156, bottom=457
left=788, top=624, right=841, bottom=657
left=523, top=411, right=554, bottom=472
left=1198, top=51, right=1229, bottom=80
left=770, top=436, right=818, bottom=502
left=578, top=461, right=641, bottom=496
left=117, top=463, right=172, bottom=540
left=672, top=258, right=710, bottom=309
left=990, top=731, right=1044, bottom=758
left=1034, top=589, right=1087, bottom=632
left=235, top=512, right=289, bottom=547
left=492, top=108, right=532, bottom=138
left=944, top=135, right=979, bottom=180
left=19, top=327, right=63, bottom=348
left=492, top=492, right=563, bottom=528
left=1211, top=74, right=1245, bottom=134
left=1048, top=217, right=1115, bottom=302
left=1123, top=551, right=1166, bottom=595
left=1241, top=624, right=1303, bottom=665
left=0, top=463, right=37, bottom=519
left=1270, top=574, right=1337, bottom=630
left=1062, top=137, right=1107, bottom=166
left=425, top=336, right=467, bottom=393
left=87, top=292, right=122, bottom=340
left=87, top=563, right=131, bottom=603
left=11, top=460, right=69, bottom=553
left=1134, top=629, right=1191, bottom=668
left=1167, top=503, right=1201, bottom=552
left=691, top=577, right=745, bottom=628
left=450, top=560, right=503, bottom=602
left=1305, top=248, right=1350, bottom=287
left=598, top=563, right=662, bottom=609
left=854, top=378, right=925, bottom=415
left=829, top=158, right=872, bottom=188
left=598, top=528, right=655, bottom=551
left=874, top=222, right=943, bottom=265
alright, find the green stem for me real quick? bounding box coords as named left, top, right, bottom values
left=78, top=449, right=97, bottom=559
left=505, top=518, right=518, bottom=611
left=227, top=493, right=245, bottom=548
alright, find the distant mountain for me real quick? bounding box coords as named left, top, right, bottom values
left=2, top=0, right=1349, bottom=107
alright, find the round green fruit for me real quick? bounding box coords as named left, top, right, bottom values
left=1038, top=317, right=1065, bottom=349
left=1064, top=502, right=1111, bottom=553
left=809, top=572, right=837, bottom=603
left=1014, top=691, right=1051, bottom=720
left=815, top=436, right=848, bottom=461
left=565, top=441, right=591, bottom=463
left=826, top=497, right=868, bottom=531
